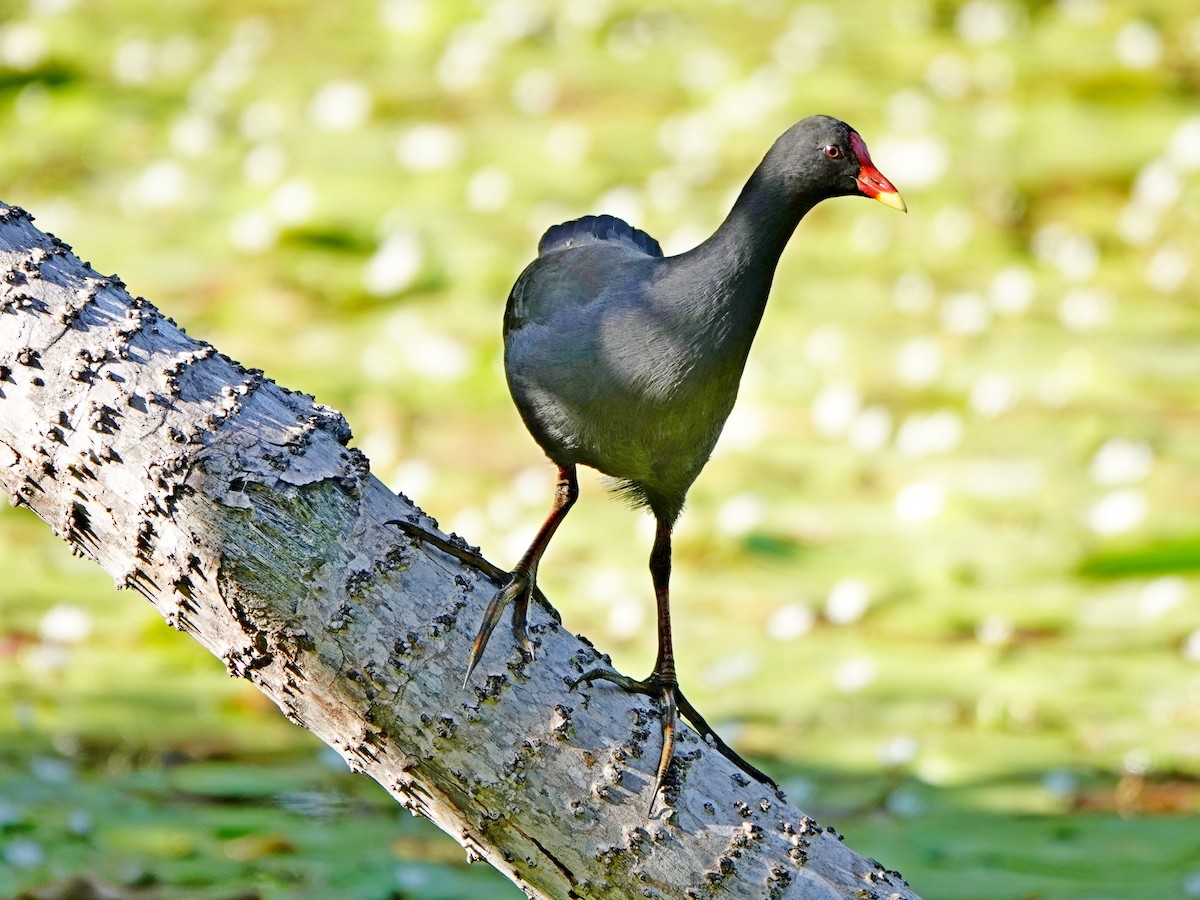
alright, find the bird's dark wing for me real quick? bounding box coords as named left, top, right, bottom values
left=504, top=215, right=662, bottom=336
left=537, top=214, right=663, bottom=259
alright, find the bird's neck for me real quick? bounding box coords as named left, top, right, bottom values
left=670, top=166, right=818, bottom=353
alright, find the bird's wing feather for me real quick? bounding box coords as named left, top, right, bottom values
left=504, top=217, right=661, bottom=337
left=537, top=214, right=663, bottom=259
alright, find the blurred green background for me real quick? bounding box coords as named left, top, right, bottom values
left=2, top=0, right=1199, bottom=897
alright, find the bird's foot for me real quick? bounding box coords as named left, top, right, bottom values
left=572, top=668, right=676, bottom=814
left=464, top=570, right=536, bottom=686
left=388, top=519, right=560, bottom=652
left=571, top=668, right=776, bottom=815
left=387, top=521, right=541, bottom=682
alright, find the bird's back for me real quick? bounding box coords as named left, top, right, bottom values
left=503, top=215, right=737, bottom=520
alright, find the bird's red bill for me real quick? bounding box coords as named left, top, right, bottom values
left=850, top=132, right=906, bottom=212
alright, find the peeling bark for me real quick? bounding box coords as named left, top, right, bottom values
left=0, top=202, right=921, bottom=900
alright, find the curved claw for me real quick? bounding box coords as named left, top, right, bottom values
left=464, top=572, right=529, bottom=687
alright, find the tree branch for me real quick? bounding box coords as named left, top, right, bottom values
left=0, top=202, right=920, bottom=900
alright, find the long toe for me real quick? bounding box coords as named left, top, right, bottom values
left=511, top=583, right=537, bottom=661
left=650, top=685, right=677, bottom=815
left=386, top=519, right=512, bottom=585
left=464, top=572, right=530, bottom=685
left=512, top=621, right=536, bottom=661
left=570, top=667, right=658, bottom=694
left=674, top=686, right=777, bottom=790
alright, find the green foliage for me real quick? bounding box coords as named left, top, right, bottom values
left=2, top=0, right=1199, bottom=897
left=1080, top=535, right=1200, bottom=577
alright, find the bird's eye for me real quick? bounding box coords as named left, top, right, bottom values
left=824, top=144, right=842, bottom=159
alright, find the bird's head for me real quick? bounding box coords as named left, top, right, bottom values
left=772, top=115, right=907, bottom=213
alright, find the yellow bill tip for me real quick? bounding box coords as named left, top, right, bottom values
left=873, top=189, right=907, bottom=213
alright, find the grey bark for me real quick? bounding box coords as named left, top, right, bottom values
left=0, top=201, right=920, bottom=900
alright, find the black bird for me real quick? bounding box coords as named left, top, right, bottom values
left=405, top=115, right=904, bottom=808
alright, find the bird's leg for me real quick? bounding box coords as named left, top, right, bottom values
left=573, top=517, right=678, bottom=810
left=573, top=517, right=775, bottom=811
left=463, top=464, right=578, bottom=684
